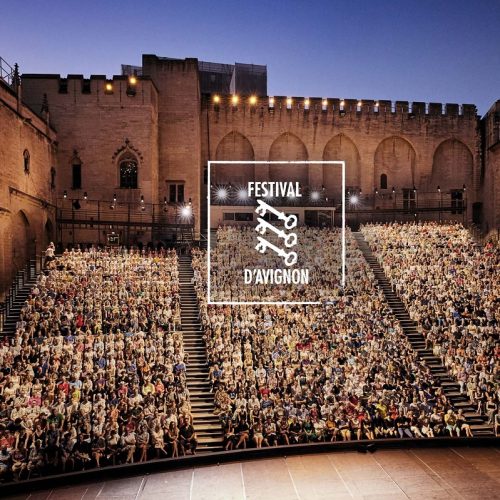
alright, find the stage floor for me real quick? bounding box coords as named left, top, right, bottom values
left=6, top=446, right=500, bottom=500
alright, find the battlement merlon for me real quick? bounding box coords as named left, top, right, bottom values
left=20, top=73, right=159, bottom=107
left=200, top=93, right=478, bottom=119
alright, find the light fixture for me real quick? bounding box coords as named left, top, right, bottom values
left=340, top=99, right=345, bottom=107
left=249, top=95, right=257, bottom=105
left=413, top=186, right=417, bottom=193
left=375, top=189, right=379, bottom=195
left=213, top=95, right=220, bottom=104
left=304, top=98, right=310, bottom=110
left=286, top=97, right=293, bottom=109
left=105, top=82, right=113, bottom=93
left=63, top=190, right=67, bottom=199
left=164, top=196, right=167, bottom=204
left=231, top=95, right=239, bottom=106
left=310, top=191, right=320, bottom=201
left=237, top=188, right=248, bottom=200
left=350, top=195, right=359, bottom=204
left=322, top=99, right=328, bottom=111
left=129, top=76, right=137, bottom=86
left=392, top=187, right=395, bottom=193
left=216, top=187, right=228, bottom=200
left=269, top=96, right=275, bottom=108
left=437, top=185, right=441, bottom=192
left=84, top=192, right=88, bottom=200
left=463, top=184, right=466, bottom=191
left=181, top=205, right=192, bottom=218
left=188, top=198, right=192, bottom=206
left=140, top=195, right=144, bottom=203
left=113, top=193, right=117, bottom=202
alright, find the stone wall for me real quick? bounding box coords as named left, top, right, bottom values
left=0, top=80, right=57, bottom=295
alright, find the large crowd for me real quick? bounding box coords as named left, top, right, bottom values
left=361, top=222, right=499, bottom=434
left=193, top=226, right=466, bottom=451
left=0, top=248, right=198, bottom=481
left=0, top=222, right=497, bottom=482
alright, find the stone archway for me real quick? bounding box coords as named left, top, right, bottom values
left=10, top=210, right=34, bottom=275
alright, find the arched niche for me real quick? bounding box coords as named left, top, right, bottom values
left=268, top=132, right=308, bottom=185
left=374, top=136, right=416, bottom=190
left=431, top=139, right=473, bottom=191
left=214, top=131, right=255, bottom=185
left=322, top=134, right=361, bottom=198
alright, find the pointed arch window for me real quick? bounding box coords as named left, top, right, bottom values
left=380, top=173, right=388, bottom=190
left=119, top=156, right=138, bottom=189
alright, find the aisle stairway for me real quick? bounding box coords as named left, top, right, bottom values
left=1, top=259, right=38, bottom=335
left=353, top=232, right=494, bottom=437
left=178, top=253, right=223, bottom=452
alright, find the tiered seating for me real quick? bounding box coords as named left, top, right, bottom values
left=0, top=248, right=197, bottom=481
left=361, top=222, right=499, bottom=434
left=192, top=227, right=459, bottom=449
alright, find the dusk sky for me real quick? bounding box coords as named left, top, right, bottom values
left=1, top=0, right=499, bottom=114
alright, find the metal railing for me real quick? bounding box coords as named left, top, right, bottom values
left=0, top=57, right=14, bottom=87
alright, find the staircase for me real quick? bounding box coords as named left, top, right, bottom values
left=177, top=253, right=223, bottom=452
left=1, top=258, right=38, bottom=336
left=353, top=232, right=494, bottom=437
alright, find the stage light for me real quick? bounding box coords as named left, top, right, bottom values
left=249, top=95, right=257, bottom=105
left=350, top=195, right=359, bottom=204
left=216, top=187, right=228, bottom=200
left=231, top=95, right=239, bottom=106
left=129, top=76, right=137, bottom=85
left=181, top=205, right=192, bottom=218
left=83, top=192, right=88, bottom=200
left=63, top=190, right=67, bottom=199
left=213, top=95, right=220, bottom=104
left=269, top=96, right=275, bottom=107
left=237, top=188, right=248, bottom=200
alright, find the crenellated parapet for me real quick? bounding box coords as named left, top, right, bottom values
left=202, top=93, right=477, bottom=120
